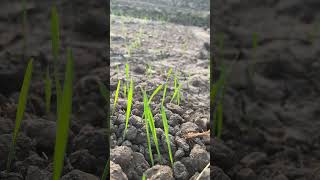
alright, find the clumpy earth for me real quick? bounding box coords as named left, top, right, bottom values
left=212, top=0, right=320, bottom=180
left=109, top=5, right=210, bottom=180
left=0, top=0, right=108, bottom=179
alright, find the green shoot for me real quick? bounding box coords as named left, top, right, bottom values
left=170, top=83, right=182, bottom=105
left=161, top=106, right=173, bottom=167
left=148, top=84, right=163, bottom=104
left=98, top=81, right=108, bottom=102
left=142, top=174, right=146, bottom=180
left=112, top=80, right=121, bottom=114
left=123, top=83, right=127, bottom=98
left=123, top=78, right=133, bottom=138
left=161, top=67, right=172, bottom=106
left=6, top=59, right=33, bottom=172
left=142, top=90, right=161, bottom=163
left=142, top=91, right=154, bottom=166
left=101, top=160, right=109, bottom=180
left=45, top=67, right=52, bottom=114
left=50, top=6, right=62, bottom=114
left=53, top=48, right=74, bottom=180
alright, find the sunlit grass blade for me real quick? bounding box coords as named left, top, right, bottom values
left=101, top=159, right=109, bottom=180
left=142, top=91, right=154, bottom=166
left=53, top=48, right=74, bottom=180
left=6, top=59, right=33, bottom=172
left=123, top=78, right=133, bottom=138
left=148, top=84, right=163, bottom=104
left=123, top=83, right=127, bottom=98
left=170, top=83, right=182, bottom=104
left=161, top=106, right=173, bottom=167
left=112, top=80, right=121, bottom=114
left=45, top=67, right=52, bottom=114
left=142, top=174, right=146, bottom=180
left=161, top=67, right=172, bottom=106
left=98, top=81, right=108, bottom=102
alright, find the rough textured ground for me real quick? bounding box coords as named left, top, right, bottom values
left=0, top=0, right=107, bottom=179
left=212, top=0, right=320, bottom=179
left=110, top=8, right=210, bottom=180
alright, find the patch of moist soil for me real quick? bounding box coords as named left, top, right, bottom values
left=212, top=0, right=320, bottom=179
left=110, top=13, right=210, bottom=180
left=0, top=0, right=108, bottom=179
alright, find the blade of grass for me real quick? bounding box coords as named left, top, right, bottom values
left=53, top=48, right=74, bottom=180
left=148, top=84, right=163, bottom=104
left=101, top=159, right=109, bottom=180
left=6, top=59, right=33, bottom=172
left=45, top=67, right=52, bottom=114
left=98, top=81, right=108, bottom=102
left=142, top=91, right=154, bottom=166
left=161, top=67, right=172, bottom=106
left=123, top=78, right=133, bottom=138
left=112, top=80, right=121, bottom=114
left=215, top=100, right=223, bottom=139
left=161, top=106, right=173, bottom=167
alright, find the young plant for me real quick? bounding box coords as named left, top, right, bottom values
left=112, top=80, right=121, bottom=114
left=142, top=91, right=154, bottom=166
left=6, top=59, right=33, bottom=172
left=142, top=90, right=161, bottom=163
left=161, top=106, right=173, bottom=167
left=101, top=159, right=110, bottom=180
left=123, top=78, right=133, bottom=138
left=53, top=48, right=74, bottom=180
left=50, top=5, right=62, bottom=113
left=142, top=174, right=146, bottom=180
left=161, top=67, right=172, bottom=106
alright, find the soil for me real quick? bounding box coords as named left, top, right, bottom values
left=0, top=0, right=108, bottom=179
left=109, top=0, right=210, bottom=179
left=212, top=0, right=320, bottom=180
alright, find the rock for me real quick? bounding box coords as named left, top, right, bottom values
left=211, top=166, right=231, bottom=180
left=175, top=136, right=190, bottom=152
left=134, top=130, right=147, bottom=144
left=26, top=166, right=51, bottom=180
left=61, top=169, right=99, bottom=180
left=0, top=134, right=33, bottom=170
left=236, top=168, right=257, bottom=180
left=180, top=122, right=199, bottom=134
left=110, top=146, right=133, bottom=169
left=195, top=117, right=208, bottom=131
left=273, top=174, right=289, bottom=180
left=0, top=118, right=14, bottom=135
left=22, top=153, right=47, bottom=169
left=309, top=167, right=320, bottom=180
left=22, top=118, right=64, bottom=153
left=73, top=126, right=108, bottom=157
left=125, top=152, right=150, bottom=179
left=211, top=138, right=236, bottom=170
left=173, top=161, right=188, bottom=180
left=169, top=114, right=183, bottom=127
left=126, top=126, right=138, bottom=141
left=69, top=149, right=97, bottom=174
left=114, top=114, right=126, bottom=125
left=129, top=115, right=144, bottom=128
left=190, top=145, right=210, bottom=171
left=174, top=149, right=185, bottom=160
left=166, top=103, right=184, bottom=115
left=144, top=165, right=174, bottom=180
left=240, top=152, right=267, bottom=168
left=180, top=157, right=197, bottom=177
left=110, top=161, right=128, bottom=180
left=133, top=65, right=146, bottom=74
left=77, top=102, right=105, bottom=126
left=0, top=171, right=23, bottom=180
left=190, top=166, right=210, bottom=180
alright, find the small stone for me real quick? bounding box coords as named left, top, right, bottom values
left=175, top=136, right=190, bottom=152
left=190, top=145, right=210, bottom=171
left=173, top=161, right=188, bottom=180
left=174, top=149, right=185, bottom=160
left=144, top=165, right=174, bottom=180
left=110, top=161, right=128, bottom=180
left=110, top=146, right=133, bottom=169
left=61, top=169, right=99, bottom=180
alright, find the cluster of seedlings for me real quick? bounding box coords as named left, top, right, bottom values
left=4, top=2, right=109, bottom=180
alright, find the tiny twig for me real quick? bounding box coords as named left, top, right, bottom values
left=183, top=130, right=210, bottom=139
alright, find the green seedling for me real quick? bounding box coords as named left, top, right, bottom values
left=123, top=78, right=133, bottom=138
left=101, top=159, right=109, bottom=180
left=6, top=59, right=33, bottom=172
left=148, top=84, right=163, bottom=104
left=142, top=89, right=161, bottom=163
left=161, top=106, right=173, bottom=167
left=112, top=80, right=121, bottom=114
left=53, top=48, right=74, bottom=180
left=142, top=174, right=146, bottom=180
left=98, top=81, right=108, bottom=102
left=142, top=91, right=154, bottom=166
left=44, top=67, right=52, bottom=114
left=51, top=6, right=62, bottom=114
left=161, top=67, right=172, bottom=106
